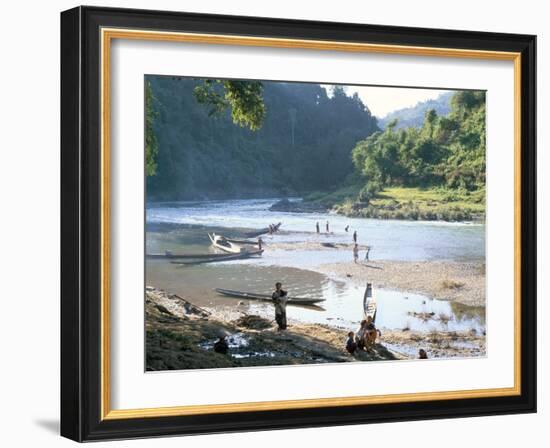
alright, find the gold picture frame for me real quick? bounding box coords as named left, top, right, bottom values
left=61, top=6, right=536, bottom=441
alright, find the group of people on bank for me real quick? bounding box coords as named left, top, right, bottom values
left=213, top=281, right=428, bottom=360
left=345, top=316, right=381, bottom=354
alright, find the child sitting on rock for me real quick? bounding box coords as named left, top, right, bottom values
left=346, top=331, right=358, bottom=354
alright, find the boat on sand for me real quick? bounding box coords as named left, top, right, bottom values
left=147, top=251, right=230, bottom=260
left=244, top=222, right=282, bottom=238
left=214, top=288, right=325, bottom=306
left=208, top=233, right=251, bottom=254
left=171, top=250, right=263, bottom=265
left=363, top=283, right=377, bottom=321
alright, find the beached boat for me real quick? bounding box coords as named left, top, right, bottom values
left=244, top=222, right=282, bottom=238
left=147, top=251, right=229, bottom=260
left=363, top=283, right=377, bottom=321
left=225, top=237, right=262, bottom=246
left=208, top=233, right=249, bottom=254
left=214, top=288, right=325, bottom=305
left=171, top=250, right=263, bottom=265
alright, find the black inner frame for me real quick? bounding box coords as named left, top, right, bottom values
left=60, top=6, right=536, bottom=442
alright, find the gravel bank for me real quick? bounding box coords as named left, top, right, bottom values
left=317, top=260, right=485, bottom=307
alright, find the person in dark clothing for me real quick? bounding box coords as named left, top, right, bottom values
left=364, top=246, right=371, bottom=261
left=258, top=237, right=263, bottom=251
left=353, top=230, right=357, bottom=243
left=355, top=320, right=368, bottom=350
left=272, top=282, right=289, bottom=330
left=346, top=331, right=357, bottom=354
left=345, top=225, right=349, bottom=232
left=213, top=336, right=229, bottom=355
left=316, top=222, right=320, bottom=233
left=326, top=220, right=330, bottom=233
left=418, top=349, right=428, bottom=359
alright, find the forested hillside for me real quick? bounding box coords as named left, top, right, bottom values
left=377, top=92, right=452, bottom=130
left=352, top=90, right=486, bottom=194
left=320, top=90, right=486, bottom=220
left=146, top=77, right=379, bottom=201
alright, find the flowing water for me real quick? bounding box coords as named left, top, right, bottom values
left=146, top=198, right=486, bottom=333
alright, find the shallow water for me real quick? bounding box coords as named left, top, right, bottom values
left=147, top=198, right=485, bottom=262
left=146, top=198, right=486, bottom=334
left=147, top=259, right=485, bottom=334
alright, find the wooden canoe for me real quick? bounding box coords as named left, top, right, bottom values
left=225, top=237, right=262, bottom=246
left=208, top=233, right=248, bottom=254
left=147, top=251, right=228, bottom=260
left=244, top=222, right=282, bottom=238
left=171, top=250, right=263, bottom=265
left=214, top=288, right=325, bottom=305
left=363, top=283, right=377, bottom=321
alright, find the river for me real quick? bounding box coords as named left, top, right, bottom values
left=146, top=198, right=486, bottom=334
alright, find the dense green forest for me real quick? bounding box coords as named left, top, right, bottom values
left=352, top=90, right=486, bottom=196
left=310, top=90, right=486, bottom=220
left=145, top=77, right=486, bottom=220
left=146, top=77, right=379, bottom=200
left=377, top=92, right=452, bottom=130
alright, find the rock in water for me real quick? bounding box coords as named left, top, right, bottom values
left=269, top=198, right=326, bottom=213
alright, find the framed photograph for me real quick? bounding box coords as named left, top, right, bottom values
left=60, top=6, right=536, bottom=441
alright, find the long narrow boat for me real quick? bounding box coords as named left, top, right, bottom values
left=171, top=250, right=263, bottom=265
left=244, top=222, right=282, bottom=238
left=224, top=237, right=262, bottom=246
left=214, top=288, right=325, bottom=305
left=147, top=251, right=230, bottom=260
left=363, top=282, right=377, bottom=321
left=208, top=233, right=248, bottom=254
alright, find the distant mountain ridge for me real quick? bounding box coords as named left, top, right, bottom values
left=377, top=91, right=453, bottom=130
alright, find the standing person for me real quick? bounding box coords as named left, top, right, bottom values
left=353, top=230, right=358, bottom=243
left=364, top=246, right=371, bottom=261
left=326, top=220, right=330, bottom=233
left=353, top=243, right=359, bottom=263
left=272, top=282, right=289, bottom=331
left=316, top=222, right=320, bottom=234
left=345, top=225, right=349, bottom=232
left=258, top=237, right=263, bottom=251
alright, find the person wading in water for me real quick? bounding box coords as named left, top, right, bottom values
left=272, top=282, right=289, bottom=331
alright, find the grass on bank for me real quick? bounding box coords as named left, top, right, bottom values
left=305, top=186, right=485, bottom=222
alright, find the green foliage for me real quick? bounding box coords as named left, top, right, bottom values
left=146, top=77, right=379, bottom=200
left=193, top=79, right=266, bottom=131
left=351, top=90, right=486, bottom=195
left=145, top=81, right=159, bottom=176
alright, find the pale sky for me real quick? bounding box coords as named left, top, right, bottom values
left=323, top=85, right=451, bottom=118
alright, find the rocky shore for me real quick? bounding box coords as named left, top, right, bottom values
left=146, top=283, right=486, bottom=371
left=269, top=198, right=327, bottom=213
left=146, top=287, right=401, bottom=371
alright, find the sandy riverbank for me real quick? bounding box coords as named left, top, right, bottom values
left=145, top=286, right=401, bottom=371
left=317, top=260, right=485, bottom=307
left=145, top=286, right=485, bottom=371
